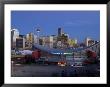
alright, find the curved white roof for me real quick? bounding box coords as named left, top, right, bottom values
left=19, top=50, right=33, bottom=55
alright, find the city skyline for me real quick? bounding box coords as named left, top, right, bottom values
left=11, top=11, right=100, bottom=42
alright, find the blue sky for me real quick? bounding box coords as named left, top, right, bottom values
left=11, top=11, right=100, bottom=43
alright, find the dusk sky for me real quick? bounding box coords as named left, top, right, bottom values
left=11, top=11, right=100, bottom=43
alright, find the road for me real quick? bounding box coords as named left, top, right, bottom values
left=11, top=63, right=100, bottom=77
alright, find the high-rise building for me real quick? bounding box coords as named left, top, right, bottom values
left=74, top=38, right=77, bottom=44
left=52, top=35, right=57, bottom=48
left=85, top=37, right=90, bottom=46
left=58, top=28, right=62, bottom=37
left=16, top=36, right=25, bottom=49
left=29, top=33, right=34, bottom=43
left=64, top=33, right=69, bottom=39
left=33, top=35, right=37, bottom=44
left=11, top=29, right=19, bottom=49
left=40, top=36, right=45, bottom=46
left=26, top=32, right=34, bottom=48
left=57, top=41, right=62, bottom=48
left=68, top=38, right=77, bottom=47
left=85, top=37, right=95, bottom=46
left=44, top=36, right=53, bottom=48
left=26, top=34, right=29, bottom=40
left=40, top=36, right=54, bottom=48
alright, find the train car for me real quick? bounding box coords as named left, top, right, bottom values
left=32, top=50, right=41, bottom=60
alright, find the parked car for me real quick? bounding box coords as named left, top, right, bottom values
left=58, top=61, right=66, bottom=66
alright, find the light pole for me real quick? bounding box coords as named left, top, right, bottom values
left=36, top=28, right=40, bottom=45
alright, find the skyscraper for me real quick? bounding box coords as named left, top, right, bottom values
left=11, top=29, right=19, bottom=49
left=34, top=35, right=38, bottom=44
left=16, top=36, right=25, bottom=49
left=42, top=36, right=53, bottom=48
left=26, top=33, right=34, bottom=48
left=58, top=28, right=62, bottom=37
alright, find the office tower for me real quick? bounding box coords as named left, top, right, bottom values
left=16, top=35, right=25, bottom=49
left=26, top=32, right=34, bottom=48
left=34, top=35, right=37, bottom=44
left=58, top=28, right=62, bottom=37
left=85, top=37, right=95, bottom=46
left=11, top=29, right=19, bottom=49
left=52, top=35, right=57, bottom=48
left=44, top=36, right=53, bottom=48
